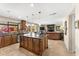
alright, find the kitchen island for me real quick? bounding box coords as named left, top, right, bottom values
left=20, top=33, right=48, bottom=55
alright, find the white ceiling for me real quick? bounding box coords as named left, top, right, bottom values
left=0, top=3, right=75, bottom=24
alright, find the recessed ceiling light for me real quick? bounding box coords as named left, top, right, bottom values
left=30, top=3, right=34, bottom=7
left=38, top=11, right=41, bottom=14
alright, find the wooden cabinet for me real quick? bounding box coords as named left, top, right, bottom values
left=39, top=39, right=44, bottom=55
left=24, top=37, right=28, bottom=49
left=44, top=35, right=48, bottom=48
left=11, top=35, right=17, bottom=44
left=20, top=36, right=25, bottom=47
left=4, top=36, right=12, bottom=46
left=28, top=38, right=33, bottom=51
left=20, top=35, right=48, bottom=55
left=33, top=38, right=40, bottom=54
left=0, top=37, right=5, bottom=48
left=0, top=37, right=1, bottom=47
left=47, top=32, right=61, bottom=40
left=0, top=35, right=17, bottom=48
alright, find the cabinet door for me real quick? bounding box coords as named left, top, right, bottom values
left=0, top=37, right=5, bottom=48
left=39, top=39, right=44, bottom=53
left=2, top=37, right=5, bottom=47
left=12, top=35, right=17, bottom=44
left=44, top=35, right=48, bottom=49
left=28, top=38, right=33, bottom=51
left=20, top=36, right=24, bottom=47
left=0, top=37, right=2, bottom=48
left=24, top=37, right=28, bottom=49
left=51, top=33, right=60, bottom=40
left=33, top=38, right=40, bottom=54
left=47, top=34, right=52, bottom=39
left=4, top=36, right=11, bottom=46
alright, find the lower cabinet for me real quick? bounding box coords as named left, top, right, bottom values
left=28, top=38, right=33, bottom=51
left=11, top=35, right=17, bottom=44
left=47, top=32, right=62, bottom=40
left=20, top=36, right=24, bottom=47
left=39, top=39, right=44, bottom=53
left=0, top=35, right=17, bottom=48
left=0, top=37, right=5, bottom=48
left=33, top=38, right=40, bottom=54
left=0, top=37, right=1, bottom=47
left=24, top=37, right=28, bottom=49
left=44, top=35, right=48, bottom=49
left=4, top=36, right=12, bottom=46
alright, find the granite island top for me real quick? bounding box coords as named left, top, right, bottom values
left=20, top=32, right=45, bottom=39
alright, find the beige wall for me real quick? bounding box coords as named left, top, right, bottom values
left=64, top=16, right=70, bottom=50
left=64, top=4, right=79, bottom=55
left=64, top=9, right=75, bottom=52
left=0, top=16, right=21, bottom=32
left=0, top=16, right=20, bottom=23
left=75, top=4, right=79, bottom=55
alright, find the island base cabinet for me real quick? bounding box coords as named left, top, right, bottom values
left=24, top=37, right=28, bottom=49
left=44, top=35, right=48, bottom=49
left=32, top=39, right=40, bottom=55
left=28, top=38, right=33, bottom=51
left=20, top=36, right=25, bottom=48
left=20, top=35, right=48, bottom=56
left=39, top=39, right=45, bottom=54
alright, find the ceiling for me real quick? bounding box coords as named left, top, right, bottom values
left=0, top=3, right=75, bottom=24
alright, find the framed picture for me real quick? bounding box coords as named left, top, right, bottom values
left=56, top=26, right=60, bottom=31
left=65, top=21, right=67, bottom=35
left=75, top=20, right=79, bottom=29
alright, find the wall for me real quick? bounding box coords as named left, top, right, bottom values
left=0, top=16, right=20, bottom=23
left=64, top=16, right=70, bottom=50
left=70, top=14, right=75, bottom=52
left=0, top=16, right=21, bottom=32
left=68, top=14, right=75, bottom=52
left=75, top=4, right=79, bottom=55
left=64, top=10, right=75, bottom=52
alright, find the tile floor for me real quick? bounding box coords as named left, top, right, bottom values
left=0, top=40, right=74, bottom=56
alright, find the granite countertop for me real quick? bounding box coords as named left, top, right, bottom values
left=47, top=31, right=63, bottom=34
left=0, top=32, right=19, bottom=36
left=20, top=32, right=45, bottom=39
